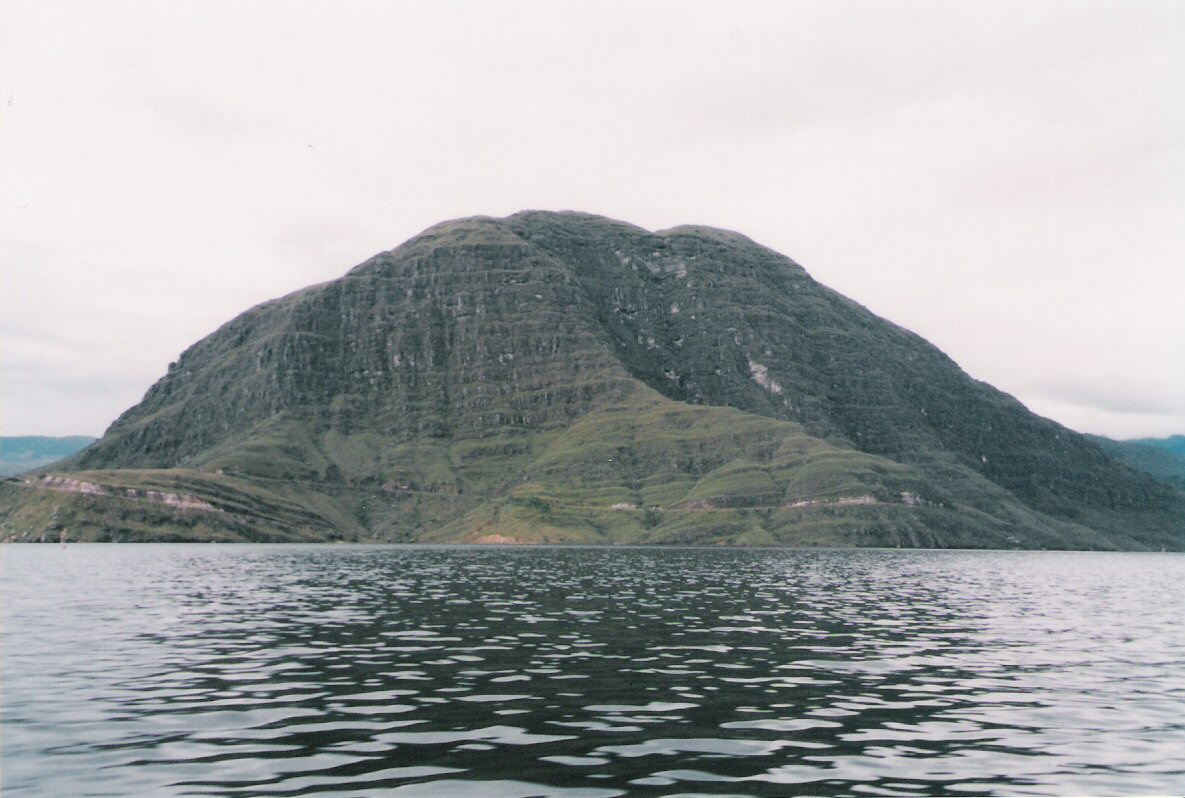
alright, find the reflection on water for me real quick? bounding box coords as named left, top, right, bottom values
left=3, top=545, right=1184, bottom=796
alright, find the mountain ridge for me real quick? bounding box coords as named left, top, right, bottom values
left=3, top=211, right=1182, bottom=547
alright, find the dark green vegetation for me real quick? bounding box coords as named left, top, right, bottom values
left=1088, top=435, right=1185, bottom=492
left=0, top=436, right=96, bottom=477
left=3, top=212, right=1182, bottom=547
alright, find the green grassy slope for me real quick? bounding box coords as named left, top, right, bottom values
left=5, top=384, right=1160, bottom=549
left=1, top=471, right=332, bottom=543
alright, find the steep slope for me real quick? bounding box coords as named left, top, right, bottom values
left=4, top=211, right=1181, bottom=548
left=497, top=213, right=1176, bottom=532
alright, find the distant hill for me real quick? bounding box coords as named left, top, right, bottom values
left=0, top=436, right=96, bottom=477
left=1127, top=435, right=1185, bottom=458
left=1089, top=436, right=1185, bottom=491
left=2, top=211, right=1182, bottom=547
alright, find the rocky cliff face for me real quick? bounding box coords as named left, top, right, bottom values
left=7, top=211, right=1182, bottom=548
left=81, top=215, right=638, bottom=467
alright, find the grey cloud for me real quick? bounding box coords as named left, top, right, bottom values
left=1, top=0, right=1183, bottom=438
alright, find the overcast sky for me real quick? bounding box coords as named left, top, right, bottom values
left=2, top=0, right=1182, bottom=440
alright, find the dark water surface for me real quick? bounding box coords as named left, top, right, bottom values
left=3, top=545, right=1184, bottom=797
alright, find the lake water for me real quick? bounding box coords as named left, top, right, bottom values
left=2, top=545, right=1184, bottom=797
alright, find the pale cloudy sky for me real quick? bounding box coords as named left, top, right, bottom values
left=2, top=0, right=1182, bottom=439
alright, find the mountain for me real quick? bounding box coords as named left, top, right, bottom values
left=0, top=436, right=97, bottom=477
left=3, top=211, right=1182, bottom=547
left=1088, top=435, right=1185, bottom=491
left=1127, top=435, right=1185, bottom=458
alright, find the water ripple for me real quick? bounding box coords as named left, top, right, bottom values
left=3, top=545, right=1185, bottom=796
